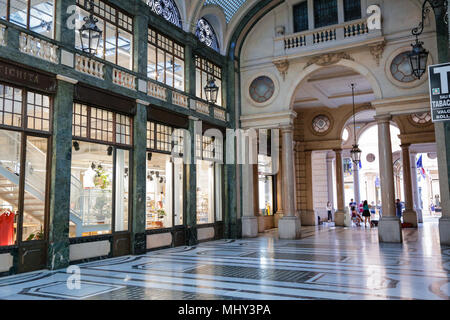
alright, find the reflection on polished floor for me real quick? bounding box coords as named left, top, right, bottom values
left=0, top=218, right=449, bottom=300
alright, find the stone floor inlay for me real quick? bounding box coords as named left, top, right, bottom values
left=0, top=218, right=449, bottom=300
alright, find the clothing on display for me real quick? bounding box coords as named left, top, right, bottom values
left=0, top=209, right=16, bottom=246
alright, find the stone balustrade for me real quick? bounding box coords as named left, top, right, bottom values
left=148, top=81, right=167, bottom=101
left=112, top=68, right=136, bottom=90
left=75, top=54, right=105, bottom=79
left=195, top=100, right=210, bottom=115
left=0, top=24, right=6, bottom=47
left=172, top=91, right=188, bottom=108
left=343, top=20, right=369, bottom=38
left=276, top=18, right=381, bottom=53
left=19, top=32, right=58, bottom=63
left=214, top=108, right=226, bottom=121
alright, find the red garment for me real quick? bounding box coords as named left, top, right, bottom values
left=0, top=212, right=15, bottom=246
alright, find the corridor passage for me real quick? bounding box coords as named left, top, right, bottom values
left=0, top=220, right=449, bottom=300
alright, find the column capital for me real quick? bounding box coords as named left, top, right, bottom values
left=374, top=114, right=392, bottom=123
left=280, top=125, right=294, bottom=133
left=333, top=148, right=343, bottom=154
left=400, top=143, right=411, bottom=149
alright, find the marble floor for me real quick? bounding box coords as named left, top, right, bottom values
left=0, top=218, right=449, bottom=300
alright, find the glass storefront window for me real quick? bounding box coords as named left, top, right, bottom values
left=196, top=159, right=215, bottom=224
left=70, top=141, right=113, bottom=238
left=115, top=149, right=129, bottom=232
left=0, top=83, right=51, bottom=247
left=1, top=0, right=55, bottom=39
left=0, top=129, right=21, bottom=246
left=173, top=156, right=183, bottom=226
left=23, top=136, right=47, bottom=241
left=146, top=153, right=173, bottom=229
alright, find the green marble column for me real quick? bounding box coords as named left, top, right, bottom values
left=131, top=103, right=148, bottom=254
left=185, top=118, right=198, bottom=246
left=185, top=42, right=196, bottom=97
left=47, top=79, right=75, bottom=270
left=55, top=0, right=76, bottom=46
left=133, top=13, right=149, bottom=76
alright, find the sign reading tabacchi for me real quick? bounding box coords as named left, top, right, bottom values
left=428, top=62, right=450, bottom=122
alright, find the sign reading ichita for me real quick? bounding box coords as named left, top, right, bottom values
left=428, top=62, right=450, bottom=122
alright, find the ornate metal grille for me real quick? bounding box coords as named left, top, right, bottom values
left=313, top=0, right=338, bottom=28
left=293, top=1, right=309, bottom=33
left=145, top=0, right=182, bottom=28
left=195, top=18, right=219, bottom=52
left=344, top=0, right=361, bottom=22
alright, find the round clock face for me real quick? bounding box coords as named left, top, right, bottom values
left=249, top=76, right=275, bottom=103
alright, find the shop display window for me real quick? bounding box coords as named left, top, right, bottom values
left=75, top=0, right=133, bottom=70
left=70, top=104, right=131, bottom=238
left=148, top=28, right=185, bottom=91
left=196, top=133, right=223, bottom=225
left=146, top=121, right=184, bottom=230
left=0, top=0, right=55, bottom=39
left=0, top=83, right=51, bottom=247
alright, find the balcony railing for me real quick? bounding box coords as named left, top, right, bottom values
left=19, top=32, right=58, bottom=64
left=0, top=25, right=6, bottom=46
left=75, top=54, right=105, bottom=79
left=275, top=18, right=380, bottom=56
left=172, top=91, right=189, bottom=108
left=195, top=100, right=210, bottom=115
left=148, top=81, right=167, bottom=101
left=112, top=68, right=136, bottom=90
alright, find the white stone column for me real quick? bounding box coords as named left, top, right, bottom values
left=274, top=145, right=284, bottom=228
left=353, top=160, right=361, bottom=206
left=278, top=126, right=301, bottom=239
left=401, top=144, right=418, bottom=227
left=242, top=134, right=258, bottom=238
left=375, top=115, right=402, bottom=243
left=326, top=154, right=335, bottom=211
left=334, top=149, right=348, bottom=226
left=410, top=152, right=423, bottom=223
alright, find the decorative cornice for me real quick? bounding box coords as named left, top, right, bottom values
left=56, top=75, right=78, bottom=84
left=304, top=52, right=354, bottom=69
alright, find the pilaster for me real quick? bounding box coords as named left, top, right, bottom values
left=185, top=118, right=198, bottom=245
left=47, top=77, right=77, bottom=270
left=131, top=102, right=148, bottom=254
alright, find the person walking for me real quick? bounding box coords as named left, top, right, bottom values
left=362, top=200, right=371, bottom=228
left=326, top=201, right=333, bottom=222
left=396, top=199, right=403, bottom=220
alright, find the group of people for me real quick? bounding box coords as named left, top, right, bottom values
left=349, top=199, right=374, bottom=227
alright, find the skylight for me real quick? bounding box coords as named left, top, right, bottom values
left=204, top=0, right=247, bottom=23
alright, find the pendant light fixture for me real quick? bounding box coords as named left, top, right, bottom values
left=350, top=83, right=362, bottom=167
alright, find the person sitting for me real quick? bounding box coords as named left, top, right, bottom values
left=351, top=208, right=363, bottom=226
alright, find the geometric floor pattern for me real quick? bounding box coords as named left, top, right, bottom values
left=1, top=217, right=449, bottom=300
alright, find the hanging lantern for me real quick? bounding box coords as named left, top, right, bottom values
left=350, top=83, right=362, bottom=166
left=204, top=77, right=219, bottom=104
left=351, top=144, right=362, bottom=166
left=408, top=38, right=429, bottom=80
left=79, top=0, right=102, bottom=56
